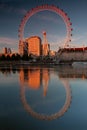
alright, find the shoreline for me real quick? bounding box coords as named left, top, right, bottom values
left=0, top=60, right=87, bottom=67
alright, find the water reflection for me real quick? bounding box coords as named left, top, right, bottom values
left=0, top=65, right=87, bottom=120
left=0, top=65, right=87, bottom=80
left=19, top=66, right=72, bottom=120
left=57, top=65, right=87, bottom=79
left=20, top=77, right=71, bottom=120
left=19, top=67, right=50, bottom=97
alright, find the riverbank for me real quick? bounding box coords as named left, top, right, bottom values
left=0, top=60, right=73, bottom=67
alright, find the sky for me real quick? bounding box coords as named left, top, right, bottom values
left=0, top=0, right=87, bottom=52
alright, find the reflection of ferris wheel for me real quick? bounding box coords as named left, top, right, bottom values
left=20, top=79, right=72, bottom=120
left=18, top=4, right=73, bottom=48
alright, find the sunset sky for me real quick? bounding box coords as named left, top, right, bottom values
left=0, top=0, right=87, bottom=52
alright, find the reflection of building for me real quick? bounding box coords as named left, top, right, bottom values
left=42, top=69, right=49, bottom=96
left=57, top=66, right=87, bottom=79
left=26, top=36, right=42, bottom=56
left=19, top=67, right=41, bottom=89
left=19, top=67, right=50, bottom=96
left=20, top=67, right=72, bottom=120
left=28, top=69, right=41, bottom=89
left=20, top=68, right=25, bottom=85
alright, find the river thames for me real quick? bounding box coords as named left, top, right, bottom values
left=0, top=64, right=87, bottom=130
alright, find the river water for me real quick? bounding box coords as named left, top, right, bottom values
left=0, top=64, right=87, bottom=130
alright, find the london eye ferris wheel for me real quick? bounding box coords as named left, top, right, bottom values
left=18, top=4, right=73, bottom=53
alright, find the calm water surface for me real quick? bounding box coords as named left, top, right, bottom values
left=0, top=65, right=87, bottom=130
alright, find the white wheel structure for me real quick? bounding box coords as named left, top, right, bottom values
left=20, top=79, right=72, bottom=120
left=18, top=4, right=73, bottom=51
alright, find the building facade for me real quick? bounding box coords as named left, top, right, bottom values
left=42, top=43, right=50, bottom=56
left=19, top=41, right=24, bottom=56
left=19, top=41, right=28, bottom=56
left=3, top=47, right=8, bottom=54
left=26, top=36, right=42, bottom=56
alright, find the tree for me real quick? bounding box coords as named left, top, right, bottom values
left=0, top=54, right=6, bottom=61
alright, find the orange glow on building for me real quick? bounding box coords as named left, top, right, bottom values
left=42, top=31, right=50, bottom=56
left=49, top=50, right=56, bottom=56
left=26, top=36, right=42, bottom=56
left=42, top=43, right=50, bottom=56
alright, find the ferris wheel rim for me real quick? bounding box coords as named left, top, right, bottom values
left=18, top=4, right=72, bottom=47
left=20, top=79, right=72, bottom=120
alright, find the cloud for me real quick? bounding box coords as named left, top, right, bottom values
left=43, top=33, right=67, bottom=51
left=71, top=33, right=87, bottom=45
left=36, top=13, right=63, bottom=24
left=72, top=35, right=85, bottom=42
left=50, top=41, right=65, bottom=51
left=48, top=35, right=65, bottom=51
left=0, top=37, right=18, bottom=52
left=0, top=2, right=27, bottom=15
left=0, top=37, right=18, bottom=45
left=13, top=8, right=27, bottom=15
left=71, top=25, right=87, bottom=45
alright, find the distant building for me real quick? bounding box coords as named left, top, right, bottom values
left=42, top=43, right=50, bottom=56
left=19, top=41, right=23, bottom=56
left=19, top=32, right=50, bottom=57
left=3, top=47, right=7, bottom=54
left=23, top=42, right=28, bottom=55
left=19, top=40, right=28, bottom=56
left=42, top=31, right=50, bottom=56
left=3, top=47, right=12, bottom=55
left=26, top=36, right=42, bottom=56
left=7, top=48, right=12, bottom=54
left=49, top=50, right=56, bottom=56
left=19, top=41, right=25, bottom=56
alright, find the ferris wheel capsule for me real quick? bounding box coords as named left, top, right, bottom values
left=71, top=28, right=73, bottom=31
left=68, top=18, right=70, bottom=20
left=70, top=22, right=72, bottom=25
left=65, top=13, right=67, bottom=16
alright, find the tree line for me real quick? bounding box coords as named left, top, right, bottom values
left=0, top=54, right=33, bottom=61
